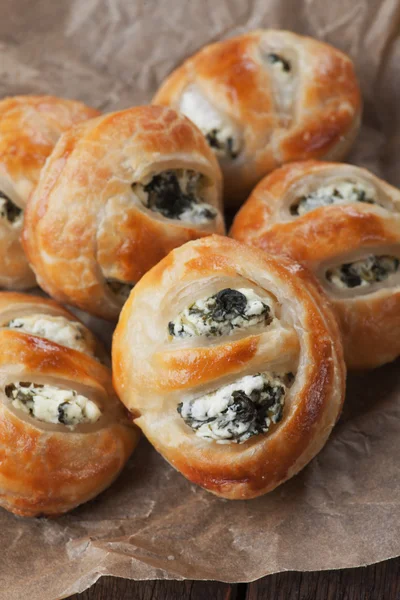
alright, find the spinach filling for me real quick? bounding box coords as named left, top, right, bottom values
left=0, top=191, right=23, bottom=224
left=5, top=314, right=93, bottom=355
left=133, top=170, right=217, bottom=224
left=178, top=87, right=242, bottom=161
left=267, top=53, right=291, bottom=72
left=5, top=381, right=34, bottom=398
left=5, top=382, right=101, bottom=426
left=205, top=129, right=239, bottom=160
left=168, top=287, right=272, bottom=338
left=290, top=182, right=377, bottom=216
left=178, top=372, right=291, bottom=444
left=326, top=255, right=399, bottom=289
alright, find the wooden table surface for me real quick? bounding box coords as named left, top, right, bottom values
left=69, top=557, right=400, bottom=599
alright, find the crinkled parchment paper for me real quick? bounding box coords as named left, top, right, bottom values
left=1, top=0, right=400, bottom=598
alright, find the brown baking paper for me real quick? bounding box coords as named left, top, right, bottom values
left=1, top=0, right=400, bottom=597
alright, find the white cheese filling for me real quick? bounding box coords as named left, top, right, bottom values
left=178, top=373, right=287, bottom=444
left=7, top=382, right=102, bottom=427
left=6, top=314, right=94, bottom=355
left=266, top=53, right=294, bottom=118
left=168, top=287, right=272, bottom=338
left=326, top=255, right=400, bottom=289
left=179, top=87, right=241, bottom=159
left=292, top=181, right=377, bottom=217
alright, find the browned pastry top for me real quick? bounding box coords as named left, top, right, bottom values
left=23, top=105, right=224, bottom=320
left=0, top=292, right=138, bottom=517
left=0, top=95, right=100, bottom=290
left=113, top=235, right=345, bottom=499
left=231, top=160, right=400, bottom=369
left=153, top=30, right=361, bottom=206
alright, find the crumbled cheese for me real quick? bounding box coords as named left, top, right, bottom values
left=6, top=382, right=101, bottom=427
left=267, top=53, right=291, bottom=74
left=168, top=288, right=272, bottom=338
left=179, top=87, right=241, bottom=159
left=265, top=52, right=294, bottom=120
left=326, top=255, right=399, bottom=289
left=6, top=314, right=93, bottom=355
left=291, top=181, right=377, bottom=216
left=132, top=169, right=217, bottom=225
left=0, top=191, right=23, bottom=226
left=178, top=372, right=288, bottom=444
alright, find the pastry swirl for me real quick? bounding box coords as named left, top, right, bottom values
left=0, top=292, right=138, bottom=517
left=153, top=30, right=361, bottom=207
left=0, top=95, right=99, bottom=290
left=23, top=106, right=224, bottom=320
left=113, top=235, right=345, bottom=499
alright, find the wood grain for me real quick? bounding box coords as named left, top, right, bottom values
left=69, top=579, right=239, bottom=600
left=68, top=558, right=400, bottom=599
left=246, top=558, right=400, bottom=600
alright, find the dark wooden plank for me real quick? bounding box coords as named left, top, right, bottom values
left=68, top=558, right=400, bottom=599
left=68, top=579, right=239, bottom=600
left=246, top=557, right=400, bottom=600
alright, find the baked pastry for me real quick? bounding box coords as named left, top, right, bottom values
left=0, top=95, right=100, bottom=290
left=231, top=160, right=400, bottom=369
left=0, top=292, right=108, bottom=362
left=0, top=292, right=139, bottom=517
left=153, top=30, right=361, bottom=207
left=113, top=235, right=345, bottom=500
left=23, top=106, right=224, bottom=320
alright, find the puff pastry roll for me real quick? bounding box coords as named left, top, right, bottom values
left=0, top=292, right=138, bottom=517
left=113, top=235, right=345, bottom=499
left=23, top=106, right=224, bottom=320
left=231, top=160, right=400, bottom=369
left=0, top=95, right=100, bottom=290
left=153, top=30, right=361, bottom=207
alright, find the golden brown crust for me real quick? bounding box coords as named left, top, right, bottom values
left=23, top=106, right=225, bottom=320
left=0, top=95, right=100, bottom=202
left=112, top=235, right=345, bottom=499
left=0, top=294, right=138, bottom=517
left=0, top=95, right=100, bottom=290
left=231, top=160, right=400, bottom=369
left=153, top=30, right=361, bottom=207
